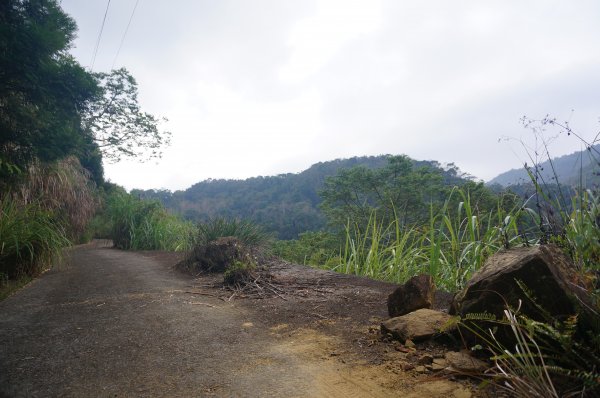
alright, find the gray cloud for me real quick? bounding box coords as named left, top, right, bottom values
left=61, top=0, right=600, bottom=190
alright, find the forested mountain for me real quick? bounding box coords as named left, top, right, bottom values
left=133, top=155, right=472, bottom=239
left=488, top=145, right=600, bottom=187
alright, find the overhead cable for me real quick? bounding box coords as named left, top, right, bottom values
left=111, top=0, right=140, bottom=70
left=89, top=0, right=112, bottom=71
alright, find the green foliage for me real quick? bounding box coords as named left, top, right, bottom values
left=320, top=186, right=529, bottom=291
left=456, top=117, right=600, bottom=396
left=103, top=189, right=196, bottom=251
left=223, top=259, right=257, bottom=286
left=0, top=1, right=171, bottom=187
left=459, top=304, right=600, bottom=397
left=320, top=155, right=449, bottom=229
left=196, top=217, right=272, bottom=248
left=0, top=0, right=100, bottom=182
left=135, top=155, right=474, bottom=240
left=561, top=191, right=600, bottom=272
left=0, top=1, right=174, bottom=291
left=0, top=198, right=70, bottom=278
left=0, top=156, right=97, bottom=282
left=14, top=156, right=98, bottom=241
left=272, top=231, right=339, bottom=266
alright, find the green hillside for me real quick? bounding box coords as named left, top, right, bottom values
left=132, top=155, right=469, bottom=239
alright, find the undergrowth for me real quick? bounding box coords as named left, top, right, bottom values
left=321, top=187, right=534, bottom=291
left=0, top=157, right=94, bottom=281
left=459, top=301, right=600, bottom=397
left=104, top=189, right=196, bottom=251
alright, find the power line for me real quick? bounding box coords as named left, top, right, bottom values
left=111, top=0, right=140, bottom=70
left=89, top=0, right=112, bottom=71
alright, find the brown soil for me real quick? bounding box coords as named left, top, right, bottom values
left=0, top=242, right=480, bottom=397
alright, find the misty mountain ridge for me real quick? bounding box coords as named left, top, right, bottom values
left=488, top=144, right=600, bottom=187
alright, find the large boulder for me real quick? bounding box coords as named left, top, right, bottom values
left=381, top=309, right=453, bottom=342
left=450, top=245, right=590, bottom=322
left=388, top=274, right=435, bottom=317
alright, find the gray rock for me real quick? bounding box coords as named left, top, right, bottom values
left=388, top=274, right=435, bottom=317
left=444, top=351, right=488, bottom=373
left=381, top=309, right=453, bottom=342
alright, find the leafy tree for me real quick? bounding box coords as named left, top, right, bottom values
left=0, top=0, right=171, bottom=189
left=0, top=0, right=99, bottom=180
left=319, top=155, right=446, bottom=229
left=84, top=68, right=171, bottom=163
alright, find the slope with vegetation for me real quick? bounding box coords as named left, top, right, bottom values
left=133, top=155, right=473, bottom=239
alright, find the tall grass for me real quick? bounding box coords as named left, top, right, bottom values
left=14, top=157, right=97, bottom=241
left=0, top=157, right=95, bottom=284
left=556, top=190, right=600, bottom=272
left=106, top=191, right=196, bottom=251
left=0, top=199, right=70, bottom=278
left=328, top=187, right=535, bottom=291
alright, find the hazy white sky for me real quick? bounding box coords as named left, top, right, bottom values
left=61, top=0, right=600, bottom=191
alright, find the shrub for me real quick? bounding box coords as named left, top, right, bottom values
left=271, top=231, right=338, bottom=266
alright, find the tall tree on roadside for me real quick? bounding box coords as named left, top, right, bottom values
left=0, top=0, right=99, bottom=182
left=84, top=68, right=171, bottom=163
left=0, top=0, right=170, bottom=188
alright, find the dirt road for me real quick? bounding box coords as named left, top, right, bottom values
left=0, top=243, right=473, bottom=397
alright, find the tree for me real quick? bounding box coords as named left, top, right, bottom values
left=0, top=0, right=99, bottom=181
left=0, top=0, right=171, bottom=188
left=319, top=155, right=446, bottom=229
left=84, top=68, right=171, bottom=163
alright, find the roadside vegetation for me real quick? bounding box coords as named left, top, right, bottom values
left=270, top=121, right=600, bottom=396
left=99, top=187, right=196, bottom=251
left=0, top=0, right=170, bottom=298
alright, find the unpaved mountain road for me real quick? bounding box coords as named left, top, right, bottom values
left=0, top=243, right=474, bottom=397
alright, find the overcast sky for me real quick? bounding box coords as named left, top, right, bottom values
left=61, top=0, right=600, bottom=191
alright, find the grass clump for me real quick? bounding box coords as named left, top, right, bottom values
left=15, top=157, right=98, bottom=242
left=179, top=219, right=270, bottom=275
left=104, top=189, right=196, bottom=251
left=223, top=259, right=257, bottom=286
left=0, top=157, right=93, bottom=283
left=196, top=217, right=272, bottom=247
left=0, top=199, right=70, bottom=279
